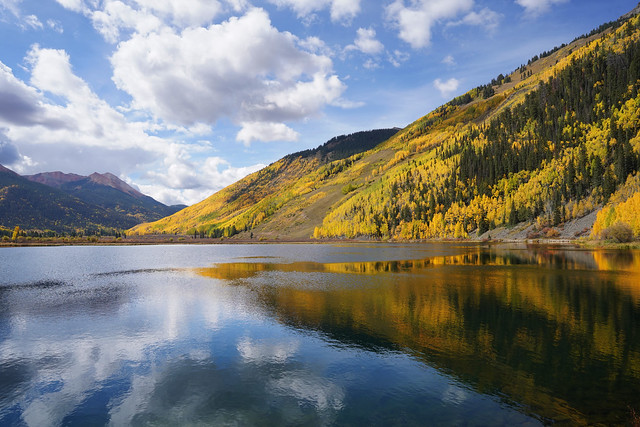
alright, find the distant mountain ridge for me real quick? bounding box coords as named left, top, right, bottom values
left=0, top=165, right=185, bottom=232
left=25, top=171, right=86, bottom=187
left=26, top=171, right=151, bottom=200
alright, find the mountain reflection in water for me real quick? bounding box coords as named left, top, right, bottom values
left=197, top=247, right=640, bottom=425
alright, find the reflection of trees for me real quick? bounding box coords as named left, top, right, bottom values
left=197, top=248, right=640, bottom=425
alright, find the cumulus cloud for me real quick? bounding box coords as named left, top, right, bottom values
left=0, top=62, right=64, bottom=128
left=434, top=77, right=460, bottom=97
left=226, top=0, right=249, bottom=12
left=22, top=46, right=166, bottom=151
left=89, top=2, right=164, bottom=43
left=140, top=150, right=265, bottom=205
left=110, top=8, right=345, bottom=142
left=268, top=0, right=361, bottom=23
left=328, top=0, right=360, bottom=23
left=237, top=122, right=299, bottom=145
left=56, top=0, right=229, bottom=37
left=81, top=0, right=234, bottom=43
left=27, top=46, right=90, bottom=99
left=298, top=36, right=334, bottom=56
left=386, top=0, right=473, bottom=49
left=0, top=48, right=174, bottom=178
left=345, top=27, right=384, bottom=55
left=515, top=0, right=568, bottom=16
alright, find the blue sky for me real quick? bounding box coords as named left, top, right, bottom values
left=0, top=0, right=635, bottom=205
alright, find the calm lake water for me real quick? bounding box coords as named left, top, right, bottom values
left=1, top=243, right=639, bottom=426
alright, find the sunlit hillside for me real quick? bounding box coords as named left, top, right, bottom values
left=129, top=129, right=399, bottom=239
left=132, top=11, right=640, bottom=241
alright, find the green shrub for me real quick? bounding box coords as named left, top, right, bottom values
left=342, top=183, right=358, bottom=195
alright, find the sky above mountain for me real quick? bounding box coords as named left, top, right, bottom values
left=0, top=0, right=634, bottom=205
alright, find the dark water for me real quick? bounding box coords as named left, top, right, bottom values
left=1, top=243, right=639, bottom=426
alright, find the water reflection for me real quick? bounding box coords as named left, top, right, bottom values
left=198, top=247, right=640, bottom=425
left=0, top=271, right=259, bottom=426
left=1, top=244, right=639, bottom=426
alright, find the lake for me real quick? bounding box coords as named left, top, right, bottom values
left=1, top=243, right=639, bottom=426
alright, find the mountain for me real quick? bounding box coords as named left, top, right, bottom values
left=0, top=165, right=133, bottom=232
left=24, top=171, right=86, bottom=188
left=132, top=7, right=640, bottom=241
left=26, top=171, right=185, bottom=222
left=130, top=129, right=400, bottom=238
left=0, top=166, right=185, bottom=233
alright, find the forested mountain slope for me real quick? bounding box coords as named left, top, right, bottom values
left=26, top=171, right=185, bottom=222
left=132, top=9, right=640, bottom=241
left=0, top=165, right=133, bottom=233
left=130, top=129, right=399, bottom=239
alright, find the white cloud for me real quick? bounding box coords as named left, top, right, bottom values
left=268, top=0, right=361, bottom=23
left=388, top=49, right=410, bottom=67
left=55, top=0, right=86, bottom=13
left=23, top=14, right=42, bottom=29
left=141, top=152, right=265, bottom=205
left=345, top=27, right=384, bottom=55
left=515, top=0, right=568, bottom=16
left=134, top=0, right=223, bottom=28
left=328, top=0, right=360, bottom=23
left=298, top=36, right=334, bottom=56
left=26, top=46, right=91, bottom=99
left=0, top=0, right=47, bottom=31
left=449, top=7, right=501, bottom=31
left=363, top=58, right=379, bottom=70
left=237, top=122, right=299, bottom=145
left=56, top=0, right=237, bottom=43
left=110, top=8, right=345, bottom=139
left=89, top=1, right=164, bottom=43
left=47, top=19, right=64, bottom=33
left=385, top=0, right=474, bottom=49
left=226, top=0, right=249, bottom=12
left=442, top=54, right=456, bottom=66
left=434, top=77, right=460, bottom=97
left=0, top=0, right=20, bottom=16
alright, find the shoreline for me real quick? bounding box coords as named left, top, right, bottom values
left=2, top=234, right=639, bottom=250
